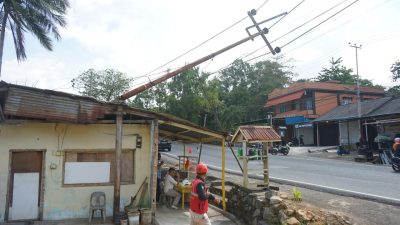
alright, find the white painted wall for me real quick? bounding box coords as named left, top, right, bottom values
left=339, top=120, right=361, bottom=145
left=0, top=122, right=151, bottom=221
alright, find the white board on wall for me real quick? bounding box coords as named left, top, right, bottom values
left=64, top=162, right=110, bottom=184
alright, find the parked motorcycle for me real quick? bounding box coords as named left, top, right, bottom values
left=269, top=143, right=291, bottom=155
left=392, top=157, right=400, bottom=172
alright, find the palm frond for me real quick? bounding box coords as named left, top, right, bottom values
left=9, top=18, right=26, bottom=60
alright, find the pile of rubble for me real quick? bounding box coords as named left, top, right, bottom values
left=207, top=176, right=353, bottom=225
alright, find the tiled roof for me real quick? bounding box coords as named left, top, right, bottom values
left=313, top=97, right=393, bottom=122
left=231, top=125, right=281, bottom=143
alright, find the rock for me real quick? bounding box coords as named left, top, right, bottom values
left=269, top=196, right=283, bottom=204
left=272, top=202, right=287, bottom=211
left=252, top=209, right=260, bottom=217
left=265, top=189, right=274, bottom=199
left=279, top=209, right=288, bottom=224
left=279, top=191, right=289, bottom=199
left=296, top=209, right=314, bottom=221
left=286, top=217, right=300, bottom=225
left=286, top=209, right=295, bottom=216
left=262, top=207, right=273, bottom=220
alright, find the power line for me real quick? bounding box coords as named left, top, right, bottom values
left=269, top=0, right=307, bottom=29
left=271, top=0, right=349, bottom=44
left=281, top=0, right=359, bottom=49
left=207, top=0, right=308, bottom=76
left=246, top=0, right=360, bottom=63
left=135, top=0, right=272, bottom=80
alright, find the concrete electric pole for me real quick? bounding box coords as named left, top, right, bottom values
left=349, top=42, right=362, bottom=118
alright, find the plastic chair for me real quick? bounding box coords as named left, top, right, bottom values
left=89, top=192, right=106, bottom=223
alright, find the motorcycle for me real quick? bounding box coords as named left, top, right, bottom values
left=269, top=143, right=291, bottom=155
left=392, top=157, right=400, bottom=172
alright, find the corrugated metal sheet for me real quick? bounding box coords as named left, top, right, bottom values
left=313, top=97, right=392, bottom=122
left=234, top=125, right=281, bottom=142
left=4, top=87, right=115, bottom=123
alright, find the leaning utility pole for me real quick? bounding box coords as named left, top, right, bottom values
left=119, top=8, right=285, bottom=213
left=120, top=9, right=285, bottom=100
left=349, top=42, right=362, bottom=118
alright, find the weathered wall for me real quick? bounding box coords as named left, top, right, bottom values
left=296, top=127, right=314, bottom=145
left=339, top=120, right=361, bottom=145
left=0, top=122, right=152, bottom=221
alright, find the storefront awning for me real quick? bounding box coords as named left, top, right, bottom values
left=265, top=91, right=303, bottom=107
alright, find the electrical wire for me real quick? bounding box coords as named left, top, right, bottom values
left=281, top=0, right=359, bottom=49
left=245, top=0, right=360, bottom=63
left=135, top=0, right=272, bottom=80
left=271, top=0, right=349, bottom=44
left=269, top=0, right=307, bottom=29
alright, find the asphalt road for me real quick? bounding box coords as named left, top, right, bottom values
left=163, top=142, right=400, bottom=201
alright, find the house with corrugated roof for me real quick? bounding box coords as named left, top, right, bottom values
left=0, top=81, right=226, bottom=223
left=313, top=97, right=400, bottom=148
left=264, top=81, right=385, bottom=146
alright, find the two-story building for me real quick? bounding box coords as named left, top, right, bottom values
left=264, top=81, right=385, bottom=145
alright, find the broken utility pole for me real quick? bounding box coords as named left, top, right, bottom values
left=120, top=9, right=284, bottom=100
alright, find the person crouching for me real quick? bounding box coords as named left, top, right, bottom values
left=190, top=163, right=220, bottom=225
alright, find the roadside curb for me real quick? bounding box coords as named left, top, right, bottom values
left=208, top=205, right=245, bottom=225
left=161, top=152, right=400, bottom=206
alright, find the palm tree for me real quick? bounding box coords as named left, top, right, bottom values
left=0, top=0, right=70, bottom=77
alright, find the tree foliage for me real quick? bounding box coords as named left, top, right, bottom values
left=72, top=69, right=133, bottom=102
left=391, top=61, right=400, bottom=81
left=131, top=59, right=293, bottom=132
left=317, top=57, right=374, bottom=86
left=0, top=0, right=70, bottom=76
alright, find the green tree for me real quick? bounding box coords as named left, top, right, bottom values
left=317, top=57, right=374, bottom=86
left=72, top=69, right=133, bottom=102
left=218, top=59, right=293, bottom=132
left=391, top=60, right=400, bottom=81
left=0, top=0, right=70, bottom=77
left=386, top=85, right=400, bottom=97
left=130, top=59, right=293, bottom=132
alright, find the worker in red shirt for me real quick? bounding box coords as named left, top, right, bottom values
left=190, top=163, right=220, bottom=225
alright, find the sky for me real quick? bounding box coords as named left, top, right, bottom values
left=1, top=0, right=399, bottom=95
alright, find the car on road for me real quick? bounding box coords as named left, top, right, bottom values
left=158, top=139, right=172, bottom=151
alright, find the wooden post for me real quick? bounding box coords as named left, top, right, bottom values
left=221, top=139, right=226, bottom=211
left=114, top=106, right=123, bottom=219
left=242, top=142, right=248, bottom=188
left=151, top=120, right=159, bottom=214
left=317, top=123, right=320, bottom=147
left=262, top=142, right=269, bottom=187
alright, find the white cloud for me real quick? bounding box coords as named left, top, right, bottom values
left=1, top=0, right=399, bottom=93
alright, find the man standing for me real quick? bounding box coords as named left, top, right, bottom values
left=190, top=163, right=220, bottom=225
left=164, top=167, right=181, bottom=209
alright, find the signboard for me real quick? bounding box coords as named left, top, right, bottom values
left=295, top=123, right=313, bottom=128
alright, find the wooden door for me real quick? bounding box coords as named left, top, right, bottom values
left=9, top=151, right=43, bottom=221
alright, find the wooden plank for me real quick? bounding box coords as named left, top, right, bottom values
left=114, top=107, right=123, bottom=219
left=151, top=120, right=159, bottom=215
left=242, top=142, right=248, bottom=188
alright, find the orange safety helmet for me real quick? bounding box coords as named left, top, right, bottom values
left=196, top=163, right=208, bottom=174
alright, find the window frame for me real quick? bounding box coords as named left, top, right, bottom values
left=62, top=149, right=135, bottom=187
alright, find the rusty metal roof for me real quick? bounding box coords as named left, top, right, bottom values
left=0, top=81, right=227, bottom=142
left=231, top=125, right=281, bottom=143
